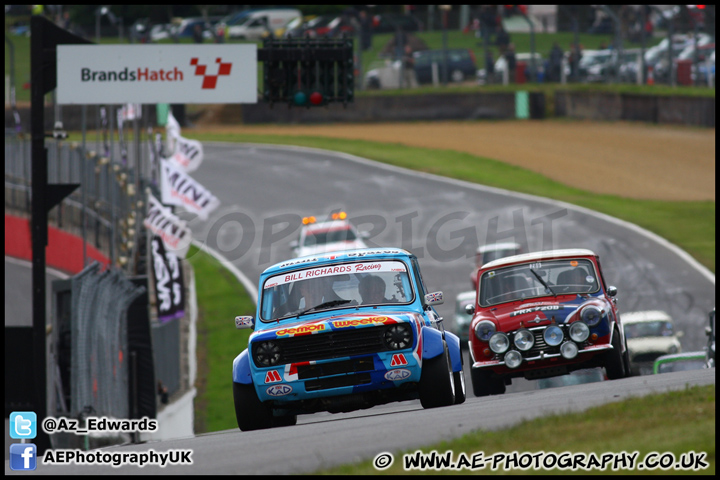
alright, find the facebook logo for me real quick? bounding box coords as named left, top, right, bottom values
left=10, top=411, right=37, bottom=439
left=10, top=444, right=37, bottom=470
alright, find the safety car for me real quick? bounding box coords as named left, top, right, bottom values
left=289, top=211, right=368, bottom=258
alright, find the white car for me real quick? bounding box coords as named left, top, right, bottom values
left=622, top=310, right=683, bottom=375
left=453, top=291, right=476, bottom=345
left=290, top=212, right=368, bottom=258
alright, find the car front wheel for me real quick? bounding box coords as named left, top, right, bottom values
left=419, top=342, right=456, bottom=408
left=233, top=382, right=274, bottom=431
left=470, top=368, right=506, bottom=397
left=604, top=329, right=627, bottom=380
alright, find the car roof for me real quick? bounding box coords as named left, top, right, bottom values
left=654, top=351, right=706, bottom=363
left=621, top=310, right=673, bottom=324
left=476, top=242, right=522, bottom=254
left=304, top=219, right=352, bottom=232
left=481, top=248, right=596, bottom=270
left=263, top=247, right=414, bottom=275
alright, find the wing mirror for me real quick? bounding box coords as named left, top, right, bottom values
left=424, top=291, right=444, bottom=307
left=464, top=304, right=475, bottom=315
left=607, top=286, right=617, bottom=297
left=235, top=316, right=254, bottom=329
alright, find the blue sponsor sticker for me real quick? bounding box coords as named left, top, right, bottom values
left=266, top=384, right=293, bottom=397
left=384, top=368, right=412, bottom=381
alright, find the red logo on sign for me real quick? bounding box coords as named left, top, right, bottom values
left=190, top=57, right=232, bottom=89
left=390, top=354, right=408, bottom=366
left=265, top=370, right=282, bottom=383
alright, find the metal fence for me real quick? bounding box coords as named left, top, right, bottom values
left=6, top=104, right=188, bottom=433
left=5, top=119, right=157, bottom=275
left=67, top=262, right=145, bottom=419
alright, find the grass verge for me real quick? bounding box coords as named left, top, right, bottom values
left=317, top=384, right=715, bottom=475
left=186, top=244, right=255, bottom=434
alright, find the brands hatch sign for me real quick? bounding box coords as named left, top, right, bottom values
left=57, top=44, right=257, bottom=104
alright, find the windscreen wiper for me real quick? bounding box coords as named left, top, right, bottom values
left=530, top=268, right=557, bottom=297
left=297, top=299, right=351, bottom=317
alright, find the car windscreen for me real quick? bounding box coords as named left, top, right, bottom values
left=657, top=358, right=705, bottom=373
left=303, top=227, right=357, bottom=246
left=260, top=260, right=414, bottom=321
left=624, top=320, right=675, bottom=339
left=478, top=258, right=600, bottom=306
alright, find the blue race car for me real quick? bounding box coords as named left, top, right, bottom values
left=232, top=248, right=465, bottom=431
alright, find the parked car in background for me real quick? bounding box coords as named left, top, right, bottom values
left=270, top=14, right=313, bottom=38
left=414, top=48, right=477, bottom=84
left=470, top=242, right=522, bottom=290
left=468, top=249, right=629, bottom=397
left=655, top=42, right=715, bottom=83
left=232, top=247, right=465, bottom=430
left=372, top=13, right=423, bottom=33
left=171, top=16, right=221, bottom=40
left=301, top=14, right=339, bottom=38
left=227, top=8, right=301, bottom=40
left=653, top=351, right=706, bottom=374
left=622, top=310, right=683, bottom=375
left=584, top=49, right=642, bottom=83
left=622, top=33, right=712, bottom=83
left=365, top=48, right=476, bottom=89
left=305, top=15, right=355, bottom=38
left=453, top=291, right=476, bottom=345
left=490, top=52, right=544, bottom=83
left=693, top=50, right=715, bottom=86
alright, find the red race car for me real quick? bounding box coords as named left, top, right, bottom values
left=468, top=249, right=630, bottom=396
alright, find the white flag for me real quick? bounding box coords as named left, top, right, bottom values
left=160, top=158, right=220, bottom=221
left=169, top=135, right=204, bottom=172
left=165, top=109, right=181, bottom=153
left=143, top=193, right=192, bottom=258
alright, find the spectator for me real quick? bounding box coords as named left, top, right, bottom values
left=485, top=49, right=495, bottom=84
left=569, top=43, right=583, bottom=82
left=495, top=26, right=510, bottom=55
left=401, top=44, right=417, bottom=88
left=549, top=42, right=563, bottom=82
left=359, top=10, right=372, bottom=51
left=505, top=43, right=516, bottom=83
left=192, top=24, right=203, bottom=43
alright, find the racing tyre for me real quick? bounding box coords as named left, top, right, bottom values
left=622, top=336, right=632, bottom=377
left=470, top=368, right=506, bottom=397
left=604, top=329, right=627, bottom=380
left=233, top=382, right=274, bottom=431
left=271, top=413, right=298, bottom=428
left=419, top=342, right=456, bottom=408
left=453, top=369, right=467, bottom=404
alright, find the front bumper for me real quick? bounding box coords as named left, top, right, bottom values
left=472, top=343, right=613, bottom=372
left=254, top=350, right=422, bottom=403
